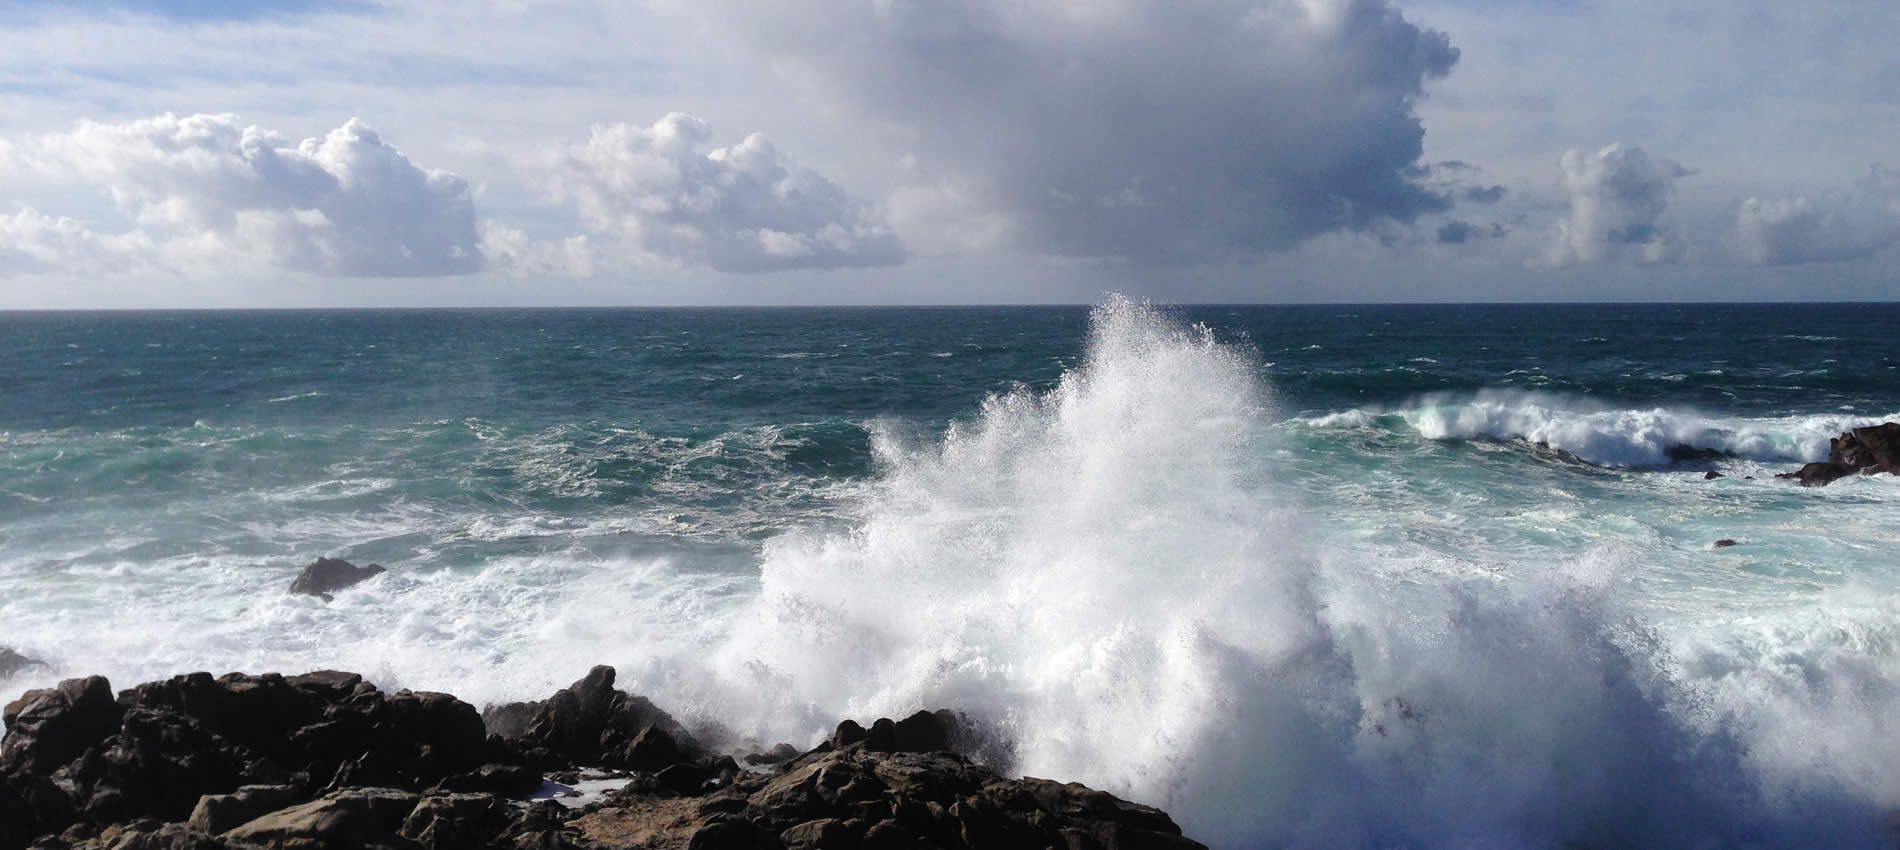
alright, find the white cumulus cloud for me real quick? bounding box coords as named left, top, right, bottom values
left=691, top=0, right=1460, bottom=263
left=1736, top=166, right=1900, bottom=266
left=1544, top=143, right=1691, bottom=266
left=1, top=113, right=482, bottom=278
left=545, top=113, right=904, bottom=273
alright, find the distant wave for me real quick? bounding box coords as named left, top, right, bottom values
left=1290, top=389, right=1899, bottom=467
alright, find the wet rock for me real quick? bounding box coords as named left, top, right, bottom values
left=1713, top=539, right=1739, bottom=549
left=287, top=558, right=386, bottom=602
left=497, top=667, right=697, bottom=769
left=1666, top=444, right=1728, bottom=463
left=1703, top=470, right=1724, bottom=480
left=0, top=648, right=46, bottom=681
left=400, top=793, right=515, bottom=850
left=434, top=763, right=541, bottom=796
left=1779, top=422, right=1900, bottom=486
left=2, top=676, right=124, bottom=777
left=830, top=720, right=866, bottom=749
left=742, top=743, right=800, bottom=766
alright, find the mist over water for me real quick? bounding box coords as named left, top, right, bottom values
left=3, top=301, right=1898, bottom=847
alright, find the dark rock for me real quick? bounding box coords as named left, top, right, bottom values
left=778, top=817, right=857, bottom=848
left=187, top=785, right=303, bottom=835
left=287, top=558, right=387, bottom=601
left=400, top=793, right=515, bottom=850
left=892, top=710, right=959, bottom=753
left=864, top=718, right=897, bottom=753
left=498, top=667, right=697, bottom=769
left=1704, top=471, right=1724, bottom=480
left=1779, top=422, right=1900, bottom=487
left=743, top=742, right=801, bottom=766
left=479, top=701, right=540, bottom=740
left=434, top=762, right=541, bottom=796
left=1713, top=539, right=1739, bottom=549
left=0, top=648, right=46, bottom=681
left=623, top=725, right=682, bottom=771
left=830, top=720, right=866, bottom=749
left=1779, top=461, right=1853, bottom=487
left=1666, top=444, right=1728, bottom=463
left=2, top=675, right=125, bottom=776
left=51, top=820, right=227, bottom=850
left=653, top=761, right=712, bottom=796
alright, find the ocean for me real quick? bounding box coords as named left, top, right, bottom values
left=2, top=299, right=1897, bottom=848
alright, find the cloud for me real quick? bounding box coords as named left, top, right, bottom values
left=1543, top=143, right=1690, bottom=266
left=1435, top=218, right=1509, bottom=244
left=1736, top=165, right=1900, bottom=265
left=693, top=0, right=1459, bottom=263
left=544, top=113, right=904, bottom=273
left=0, top=113, right=481, bottom=278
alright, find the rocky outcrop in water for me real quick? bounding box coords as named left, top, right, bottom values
left=0, top=650, right=45, bottom=681
left=1777, top=422, right=1900, bottom=487
left=288, top=558, right=387, bottom=602
left=2, top=667, right=1205, bottom=850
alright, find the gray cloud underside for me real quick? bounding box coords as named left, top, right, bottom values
left=697, top=0, right=1460, bottom=263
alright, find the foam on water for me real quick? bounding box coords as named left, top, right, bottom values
left=678, top=299, right=1900, bottom=847
left=1296, top=389, right=1900, bottom=467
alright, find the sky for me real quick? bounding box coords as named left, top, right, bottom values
left=0, top=0, right=1895, bottom=306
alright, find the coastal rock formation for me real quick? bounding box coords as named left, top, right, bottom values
left=0, top=649, right=46, bottom=680
left=287, top=558, right=387, bottom=602
left=2, top=667, right=1207, bottom=850
left=1778, top=422, right=1900, bottom=487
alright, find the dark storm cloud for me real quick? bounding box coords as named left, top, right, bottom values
left=698, top=0, right=1460, bottom=263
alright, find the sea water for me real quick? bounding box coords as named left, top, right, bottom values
left=2, top=300, right=1897, bottom=848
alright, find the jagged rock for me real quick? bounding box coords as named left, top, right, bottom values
left=571, top=747, right=1206, bottom=850
left=47, top=819, right=227, bottom=850
left=219, top=787, right=417, bottom=849
left=287, top=558, right=387, bottom=602
left=1779, top=422, right=1900, bottom=487
left=188, top=785, right=303, bottom=836
left=0, top=648, right=46, bottom=680
left=400, top=793, right=515, bottom=850
left=830, top=720, right=866, bottom=750
left=2, top=676, right=124, bottom=777
left=1704, top=471, right=1724, bottom=480
left=494, top=667, right=696, bottom=769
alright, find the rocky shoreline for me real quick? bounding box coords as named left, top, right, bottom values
left=2, top=666, right=1205, bottom=850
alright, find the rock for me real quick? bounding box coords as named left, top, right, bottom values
left=51, top=820, right=226, bottom=850
left=742, top=743, right=801, bottom=766
left=830, top=720, right=866, bottom=749
left=434, top=763, right=542, bottom=797
left=287, top=558, right=387, bottom=601
left=1666, top=444, right=1728, bottom=463
left=219, top=787, right=418, bottom=849
left=1779, top=422, right=1900, bottom=487
left=1713, top=539, right=1739, bottom=549
left=0, top=648, right=46, bottom=680
left=864, top=718, right=897, bottom=753
left=400, top=793, right=515, bottom=850
left=188, top=785, right=303, bottom=835
left=498, top=667, right=697, bottom=769
left=2, top=675, right=124, bottom=776
left=1703, top=471, right=1724, bottom=480
left=892, top=710, right=959, bottom=753
left=1779, top=461, right=1853, bottom=487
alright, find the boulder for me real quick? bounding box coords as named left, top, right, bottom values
left=219, top=787, right=418, bottom=849
left=2, top=675, right=124, bottom=776
left=188, top=785, right=303, bottom=835
left=1703, top=471, right=1724, bottom=480
left=1779, top=422, right=1900, bottom=487
left=1713, top=539, right=1739, bottom=549
left=287, top=558, right=387, bottom=602
left=399, top=793, right=515, bottom=850
left=494, top=666, right=697, bottom=769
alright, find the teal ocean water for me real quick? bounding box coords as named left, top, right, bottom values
left=2, top=299, right=1898, bottom=847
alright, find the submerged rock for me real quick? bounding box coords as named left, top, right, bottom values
left=0, top=649, right=45, bottom=680
left=287, top=558, right=386, bottom=602
left=1713, top=539, right=1739, bottom=549
left=1778, top=422, right=1900, bottom=487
